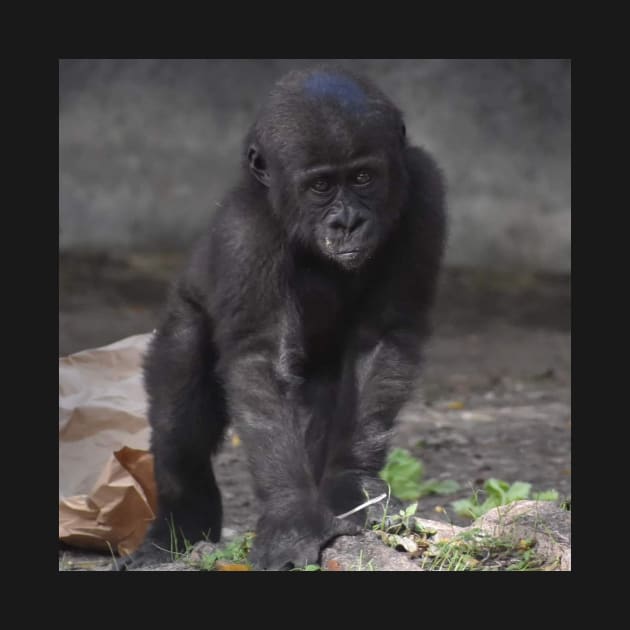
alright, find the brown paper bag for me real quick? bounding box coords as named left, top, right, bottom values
left=59, top=447, right=157, bottom=555
left=59, top=333, right=157, bottom=555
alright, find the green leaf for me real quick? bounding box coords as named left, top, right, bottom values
left=484, top=478, right=509, bottom=503
left=452, top=478, right=560, bottom=521
left=505, top=481, right=532, bottom=502
left=421, top=479, right=461, bottom=496
left=404, top=502, right=418, bottom=518
left=199, top=533, right=255, bottom=570
left=452, top=498, right=482, bottom=519
left=532, top=489, right=559, bottom=501
left=200, top=551, right=223, bottom=571
left=379, top=448, right=424, bottom=500
left=399, top=483, right=424, bottom=501
left=380, top=449, right=460, bottom=501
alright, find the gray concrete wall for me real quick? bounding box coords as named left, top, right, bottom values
left=59, top=59, right=571, bottom=272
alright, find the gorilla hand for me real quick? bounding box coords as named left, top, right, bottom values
left=321, top=471, right=404, bottom=528
left=249, top=500, right=361, bottom=570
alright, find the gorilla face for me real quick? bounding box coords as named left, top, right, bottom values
left=294, top=152, right=393, bottom=270
left=246, top=69, right=409, bottom=271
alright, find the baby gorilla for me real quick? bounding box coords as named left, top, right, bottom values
left=118, top=66, right=446, bottom=570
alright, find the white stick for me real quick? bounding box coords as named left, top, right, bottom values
left=335, top=493, right=388, bottom=519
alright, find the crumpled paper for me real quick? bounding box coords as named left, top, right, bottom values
left=59, top=333, right=157, bottom=555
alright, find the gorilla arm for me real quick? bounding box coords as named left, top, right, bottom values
left=320, top=321, right=424, bottom=520
left=220, top=319, right=359, bottom=570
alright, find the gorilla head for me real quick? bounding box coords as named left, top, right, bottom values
left=245, top=67, right=410, bottom=270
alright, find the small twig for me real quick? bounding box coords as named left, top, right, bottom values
left=335, top=493, right=387, bottom=519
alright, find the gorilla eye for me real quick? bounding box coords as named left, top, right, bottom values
left=354, top=170, right=371, bottom=186
left=311, top=178, right=332, bottom=193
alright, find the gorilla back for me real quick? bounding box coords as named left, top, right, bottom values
left=118, top=66, right=446, bottom=570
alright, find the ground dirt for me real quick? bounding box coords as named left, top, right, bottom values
left=58, top=253, right=571, bottom=570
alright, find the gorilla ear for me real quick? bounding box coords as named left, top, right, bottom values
left=248, top=145, right=271, bottom=187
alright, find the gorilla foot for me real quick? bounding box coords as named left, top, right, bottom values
left=111, top=542, right=175, bottom=571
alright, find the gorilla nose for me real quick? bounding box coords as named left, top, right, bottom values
left=328, top=208, right=366, bottom=235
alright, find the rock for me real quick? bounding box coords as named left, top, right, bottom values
left=148, top=561, right=197, bottom=571
left=321, top=531, right=423, bottom=571
left=473, top=500, right=571, bottom=570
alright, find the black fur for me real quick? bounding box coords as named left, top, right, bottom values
left=117, top=66, right=446, bottom=570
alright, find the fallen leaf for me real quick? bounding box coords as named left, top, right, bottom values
left=445, top=401, right=465, bottom=410
left=386, top=534, right=418, bottom=553
left=325, top=559, right=342, bottom=571
left=231, top=434, right=241, bottom=447
left=215, top=561, right=251, bottom=571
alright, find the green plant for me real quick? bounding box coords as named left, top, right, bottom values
left=372, top=500, right=438, bottom=555
left=379, top=448, right=460, bottom=501
left=365, top=489, right=555, bottom=571
left=157, top=513, right=196, bottom=561
left=532, top=489, right=561, bottom=501
left=371, top=507, right=548, bottom=572
left=373, top=501, right=422, bottom=533
left=198, top=533, right=255, bottom=570
left=419, top=528, right=544, bottom=571
left=505, top=548, right=538, bottom=571
left=452, top=478, right=560, bottom=519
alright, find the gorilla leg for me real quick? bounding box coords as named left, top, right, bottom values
left=116, top=298, right=227, bottom=570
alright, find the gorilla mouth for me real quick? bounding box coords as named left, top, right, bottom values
left=323, top=237, right=370, bottom=267
left=331, top=248, right=367, bottom=269
left=336, top=250, right=361, bottom=259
